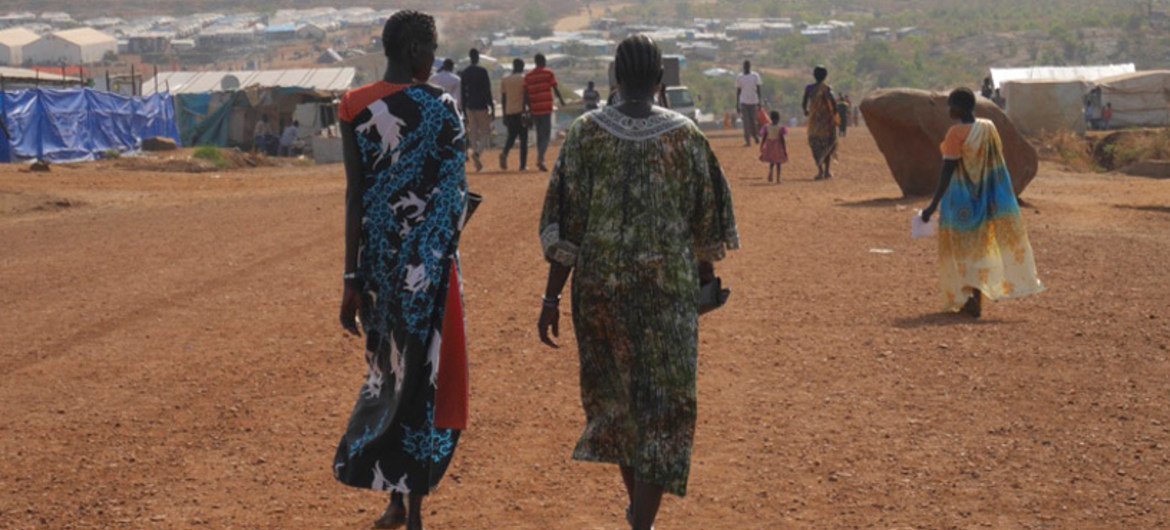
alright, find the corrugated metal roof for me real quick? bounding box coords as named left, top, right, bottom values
left=141, top=67, right=356, bottom=95
left=0, top=27, right=40, bottom=47
left=51, top=27, right=118, bottom=46
left=0, top=65, right=79, bottom=82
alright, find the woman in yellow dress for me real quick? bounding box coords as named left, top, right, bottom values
left=921, top=88, right=1044, bottom=317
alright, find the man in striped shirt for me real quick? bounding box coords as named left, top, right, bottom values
left=524, top=53, right=566, bottom=172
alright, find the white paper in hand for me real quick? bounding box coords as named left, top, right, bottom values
left=911, top=209, right=938, bottom=239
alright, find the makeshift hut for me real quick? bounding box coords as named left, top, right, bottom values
left=141, top=68, right=354, bottom=150
left=1002, top=79, right=1090, bottom=136
left=1093, top=70, right=1170, bottom=129
left=989, top=64, right=1136, bottom=89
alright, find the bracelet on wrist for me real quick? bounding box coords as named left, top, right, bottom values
left=542, top=295, right=561, bottom=307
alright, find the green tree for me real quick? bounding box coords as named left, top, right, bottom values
left=520, top=2, right=552, bottom=38
left=771, top=34, right=811, bottom=67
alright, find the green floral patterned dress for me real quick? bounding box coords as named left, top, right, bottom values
left=539, top=106, right=739, bottom=497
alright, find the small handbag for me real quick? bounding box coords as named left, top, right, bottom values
left=698, top=276, right=731, bottom=315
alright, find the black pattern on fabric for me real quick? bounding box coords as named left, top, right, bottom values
left=334, top=85, right=469, bottom=496
left=539, top=108, right=739, bottom=497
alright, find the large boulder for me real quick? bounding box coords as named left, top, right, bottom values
left=860, top=89, right=1038, bottom=196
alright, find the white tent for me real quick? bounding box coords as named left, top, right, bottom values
left=990, top=64, right=1135, bottom=89
left=0, top=27, right=39, bottom=66
left=141, top=67, right=356, bottom=95
left=1002, top=79, right=1090, bottom=136
left=22, top=28, right=117, bottom=65
left=1094, top=70, right=1170, bottom=129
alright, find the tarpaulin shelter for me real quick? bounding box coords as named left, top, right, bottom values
left=1002, top=79, right=1090, bottom=136
left=140, top=68, right=353, bottom=149
left=989, top=64, right=1135, bottom=89
left=0, top=88, right=180, bottom=163
left=1093, top=70, right=1170, bottom=129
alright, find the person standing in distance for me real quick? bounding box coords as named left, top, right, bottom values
left=736, top=60, right=763, bottom=146
left=525, top=53, right=566, bottom=172
left=430, top=58, right=461, bottom=109
left=500, top=58, right=530, bottom=171
left=583, top=80, right=601, bottom=111
left=460, top=49, right=495, bottom=172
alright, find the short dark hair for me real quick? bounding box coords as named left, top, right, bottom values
left=513, top=58, right=525, bottom=71
left=381, top=10, right=436, bottom=60
left=948, top=87, right=977, bottom=113
left=813, top=65, right=828, bottom=82
left=770, top=110, right=780, bottom=122
left=442, top=58, right=455, bottom=71
left=535, top=53, right=546, bottom=67
left=469, top=48, right=480, bottom=63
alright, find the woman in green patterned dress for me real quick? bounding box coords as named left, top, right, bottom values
left=536, top=35, right=739, bottom=530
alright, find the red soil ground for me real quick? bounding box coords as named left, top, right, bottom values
left=2, top=128, right=1169, bottom=529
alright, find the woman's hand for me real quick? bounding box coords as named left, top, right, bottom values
left=699, top=261, right=716, bottom=284
left=339, top=285, right=362, bottom=337
left=538, top=304, right=560, bottom=348
left=921, top=204, right=937, bottom=223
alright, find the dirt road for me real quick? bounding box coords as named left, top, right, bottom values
left=2, top=128, right=1169, bottom=529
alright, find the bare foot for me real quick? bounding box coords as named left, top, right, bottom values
left=963, top=293, right=982, bottom=319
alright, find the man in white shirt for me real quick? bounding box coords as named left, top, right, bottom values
left=431, top=58, right=462, bottom=109
left=279, top=120, right=300, bottom=157
left=736, top=60, right=763, bottom=146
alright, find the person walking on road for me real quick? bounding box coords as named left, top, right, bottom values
left=525, top=53, right=566, bottom=172
left=334, top=11, right=477, bottom=530
left=430, top=58, right=461, bottom=109
left=538, top=35, right=739, bottom=530
left=736, top=60, right=763, bottom=146
left=759, top=110, right=788, bottom=183
left=461, top=48, right=495, bottom=172
left=583, top=80, right=601, bottom=111
left=921, top=88, right=1043, bottom=318
left=500, top=58, right=530, bottom=171
left=802, top=65, right=838, bottom=180
left=836, top=95, right=851, bottom=137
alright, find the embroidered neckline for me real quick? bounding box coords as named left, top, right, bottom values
left=590, top=106, right=692, bottom=141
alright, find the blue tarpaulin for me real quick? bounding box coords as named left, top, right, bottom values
left=0, top=88, right=181, bottom=163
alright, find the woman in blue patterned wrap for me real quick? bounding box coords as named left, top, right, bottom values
left=335, top=10, right=477, bottom=530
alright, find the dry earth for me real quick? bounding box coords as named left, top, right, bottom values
left=2, top=128, right=1169, bottom=529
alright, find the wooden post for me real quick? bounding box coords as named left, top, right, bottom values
left=153, top=64, right=159, bottom=94
left=130, top=64, right=136, bottom=96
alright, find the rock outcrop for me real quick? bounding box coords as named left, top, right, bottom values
left=860, top=89, right=1038, bottom=196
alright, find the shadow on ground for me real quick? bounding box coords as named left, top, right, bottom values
left=1115, top=204, right=1170, bottom=215
left=836, top=196, right=921, bottom=208
left=893, top=312, right=1020, bottom=329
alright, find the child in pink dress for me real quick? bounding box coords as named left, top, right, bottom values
left=759, top=110, right=789, bottom=183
